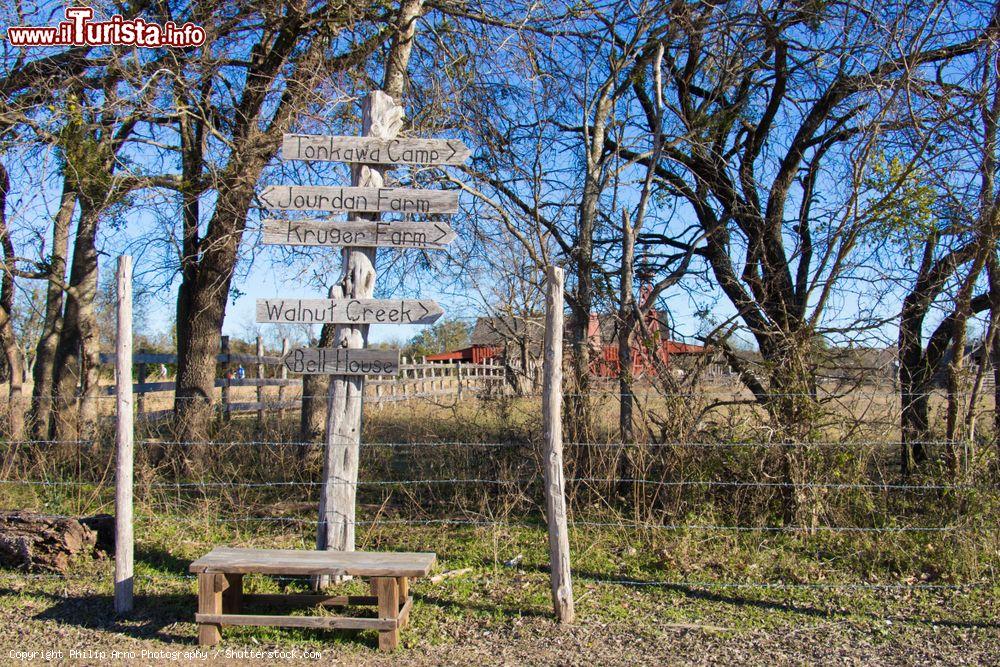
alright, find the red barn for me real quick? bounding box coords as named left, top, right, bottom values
left=426, top=312, right=705, bottom=379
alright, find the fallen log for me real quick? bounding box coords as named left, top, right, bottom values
left=0, top=511, right=113, bottom=573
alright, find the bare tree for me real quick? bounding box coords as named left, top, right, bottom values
left=0, top=161, right=23, bottom=436
left=164, top=1, right=392, bottom=443
left=891, top=27, right=1000, bottom=473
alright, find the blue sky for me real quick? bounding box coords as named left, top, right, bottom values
left=5, top=0, right=988, bottom=354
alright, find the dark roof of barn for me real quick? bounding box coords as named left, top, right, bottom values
left=471, top=315, right=545, bottom=348
left=470, top=312, right=703, bottom=354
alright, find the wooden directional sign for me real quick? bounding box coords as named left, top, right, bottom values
left=283, top=135, right=470, bottom=166
left=262, top=219, right=456, bottom=250
left=259, top=186, right=458, bottom=214
left=283, top=347, right=399, bottom=375
left=256, top=298, right=444, bottom=325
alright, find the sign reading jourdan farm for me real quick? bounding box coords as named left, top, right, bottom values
left=259, top=185, right=458, bottom=214
left=283, top=135, right=470, bottom=166
left=262, top=219, right=456, bottom=249
left=257, top=298, right=444, bottom=325
left=283, top=348, right=399, bottom=375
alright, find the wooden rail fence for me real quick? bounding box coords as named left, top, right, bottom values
left=98, top=340, right=504, bottom=421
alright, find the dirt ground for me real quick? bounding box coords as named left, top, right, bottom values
left=0, top=576, right=996, bottom=666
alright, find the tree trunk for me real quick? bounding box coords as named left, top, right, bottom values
left=30, top=178, right=76, bottom=439
left=50, top=204, right=102, bottom=442
left=174, top=135, right=275, bottom=444
left=762, top=335, right=822, bottom=529
left=0, top=511, right=110, bottom=573
left=173, top=80, right=212, bottom=446
left=300, top=303, right=337, bottom=447
left=944, top=248, right=989, bottom=470
left=990, top=255, right=1000, bottom=458
left=171, top=2, right=387, bottom=445
left=896, top=233, right=955, bottom=474
left=899, top=303, right=931, bottom=474
left=0, top=163, right=24, bottom=438
left=174, top=268, right=229, bottom=444
left=300, top=375, right=329, bottom=444
left=619, top=211, right=636, bottom=444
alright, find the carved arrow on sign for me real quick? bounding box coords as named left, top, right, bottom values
left=282, top=135, right=471, bottom=166
left=256, top=298, right=445, bottom=325
left=283, top=347, right=400, bottom=375
left=262, top=219, right=456, bottom=249
left=258, top=185, right=458, bottom=214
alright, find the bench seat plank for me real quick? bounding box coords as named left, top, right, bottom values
left=195, top=612, right=395, bottom=631
left=189, top=547, right=436, bottom=577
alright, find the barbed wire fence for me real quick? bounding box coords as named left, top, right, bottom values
left=1, top=434, right=997, bottom=594
left=2, top=269, right=998, bottom=628
left=3, top=395, right=999, bottom=592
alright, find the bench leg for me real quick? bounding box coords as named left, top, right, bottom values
left=375, top=577, right=399, bottom=651
left=397, top=577, right=410, bottom=628
left=223, top=573, right=243, bottom=614
left=197, top=573, right=222, bottom=645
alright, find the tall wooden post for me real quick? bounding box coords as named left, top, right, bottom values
left=542, top=266, right=574, bottom=623
left=256, top=335, right=265, bottom=427
left=220, top=336, right=231, bottom=421
left=136, top=349, right=148, bottom=417
left=317, top=91, right=404, bottom=564
left=114, top=255, right=134, bottom=615
left=278, top=337, right=289, bottom=421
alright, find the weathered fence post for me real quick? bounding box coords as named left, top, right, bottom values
left=220, top=336, right=231, bottom=421
left=114, top=255, right=134, bottom=615
left=542, top=265, right=574, bottom=623
left=256, top=335, right=265, bottom=427
left=136, top=349, right=148, bottom=417
left=278, top=337, right=289, bottom=421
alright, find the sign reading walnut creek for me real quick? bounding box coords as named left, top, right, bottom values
left=283, top=347, right=400, bottom=375
left=256, top=298, right=444, bottom=325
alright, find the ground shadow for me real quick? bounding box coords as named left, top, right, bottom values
left=417, top=592, right=551, bottom=620
left=135, top=545, right=191, bottom=577
left=20, top=587, right=386, bottom=649
left=21, top=590, right=194, bottom=644
left=570, top=569, right=1000, bottom=630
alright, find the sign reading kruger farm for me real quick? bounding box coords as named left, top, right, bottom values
left=262, top=219, right=456, bottom=249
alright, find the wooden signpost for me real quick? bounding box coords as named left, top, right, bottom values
left=283, top=135, right=470, bottom=166
left=256, top=89, right=467, bottom=586
left=259, top=185, right=458, bottom=214
left=262, top=219, right=456, bottom=249
left=283, top=348, right=400, bottom=375
left=256, top=298, right=444, bottom=325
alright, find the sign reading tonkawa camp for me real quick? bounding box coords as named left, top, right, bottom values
left=282, top=135, right=470, bottom=166
left=283, top=347, right=400, bottom=375
left=262, top=219, right=456, bottom=249
left=259, top=185, right=458, bottom=214
left=256, top=298, right=444, bottom=325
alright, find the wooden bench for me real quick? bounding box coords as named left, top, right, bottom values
left=190, top=547, right=436, bottom=651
